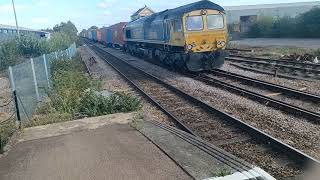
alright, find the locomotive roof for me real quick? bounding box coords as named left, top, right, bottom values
left=163, top=0, right=224, bottom=18
left=128, top=0, right=224, bottom=25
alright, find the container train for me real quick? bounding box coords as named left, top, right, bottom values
left=84, top=0, right=228, bottom=72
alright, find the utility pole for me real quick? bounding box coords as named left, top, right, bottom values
left=11, top=0, right=20, bottom=40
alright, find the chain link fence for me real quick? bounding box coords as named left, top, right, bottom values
left=8, top=43, right=77, bottom=122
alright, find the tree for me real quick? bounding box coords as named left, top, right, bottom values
left=296, top=7, right=320, bottom=38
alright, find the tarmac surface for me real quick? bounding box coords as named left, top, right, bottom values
left=0, top=113, right=191, bottom=180
left=231, top=38, right=320, bottom=49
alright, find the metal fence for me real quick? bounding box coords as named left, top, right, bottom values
left=8, top=43, right=77, bottom=122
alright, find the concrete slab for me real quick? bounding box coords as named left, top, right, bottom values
left=0, top=114, right=191, bottom=180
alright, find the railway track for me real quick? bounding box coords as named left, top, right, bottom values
left=86, top=41, right=320, bottom=179
left=194, top=69, right=320, bottom=124
left=226, top=55, right=320, bottom=81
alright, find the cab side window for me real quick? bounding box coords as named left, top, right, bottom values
left=174, top=19, right=182, bottom=32
left=126, top=29, right=131, bottom=38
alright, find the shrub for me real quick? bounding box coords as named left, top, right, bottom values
left=0, top=40, right=21, bottom=71
left=0, top=121, right=16, bottom=153
left=79, top=91, right=142, bottom=117
left=17, top=35, right=48, bottom=57
left=246, top=8, right=320, bottom=38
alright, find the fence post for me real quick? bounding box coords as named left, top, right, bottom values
left=43, top=54, right=50, bottom=88
left=30, top=58, right=40, bottom=102
left=55, top=51, right=58, bottom=59
left=8, top=67, right=15, bottom=93
left=9, top=67, right=21, bottom=128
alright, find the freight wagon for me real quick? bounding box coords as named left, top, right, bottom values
left=110, top=22, right=127, bottom=48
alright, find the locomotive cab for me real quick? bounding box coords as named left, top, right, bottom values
left=183, top=9, right=227, bottom=53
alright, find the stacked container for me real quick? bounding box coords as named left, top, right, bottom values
left=97, top=29, right=102, bottom=42
left=111, top=22, right=127, bottom=48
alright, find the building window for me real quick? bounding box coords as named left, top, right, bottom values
left=186, top=16, right=203, bottom=31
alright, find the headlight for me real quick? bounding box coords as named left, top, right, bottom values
left=217, top=40, right=226, bottom=47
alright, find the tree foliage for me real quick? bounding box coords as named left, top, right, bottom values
left=246, top=7, right=320, bottom=38
left=0, top=21, right=79, bottom=71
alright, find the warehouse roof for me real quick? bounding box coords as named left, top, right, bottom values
left=225, top=1, right=320, bottom=11
left=0, top=24, right=48, bottom=33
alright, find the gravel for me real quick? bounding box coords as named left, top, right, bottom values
left=100, top=47, right=320, bottom=162
left=205, top=74, right=320, bottom=114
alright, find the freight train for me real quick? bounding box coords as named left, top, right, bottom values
left=84, top=0, right=228, bottom=71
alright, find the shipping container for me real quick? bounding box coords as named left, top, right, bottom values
left=111, top=22, right=127, bottom=48
left=107, top=28, right=112, bottom=45
left=88, top=30, right=93, bottom=40
left=97, top=29, right=102, bottom=42
left=92, top=29, right=97, bottom=41
left=100, top=27, right=112, bottom=46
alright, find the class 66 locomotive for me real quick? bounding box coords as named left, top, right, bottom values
left=124, top=0, right=227, bottom=72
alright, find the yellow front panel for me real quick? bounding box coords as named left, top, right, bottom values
left=185, top=31, right=226, bottom=52
left=183, top=9, right=227, bottom=53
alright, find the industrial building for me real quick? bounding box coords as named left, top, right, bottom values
left=225, top=1, right=320, bottom=33
left=0, top=24, right=50, bottom=42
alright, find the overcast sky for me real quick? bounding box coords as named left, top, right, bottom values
left=0, top=0, right=317, bottom=31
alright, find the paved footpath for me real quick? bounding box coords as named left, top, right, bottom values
left=0, top=113, right=191, bottom=180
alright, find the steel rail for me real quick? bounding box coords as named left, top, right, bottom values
left=226, top=57, right=320, bottom=74
left=87, top=41, right=320, bottom=167
left=193, top=74, right=320, bottom=124
left=229, top=63, right=314, bottom=81
left=208, top=69, right=320, bottom=103
left=229, top=54, right=320, bottom=69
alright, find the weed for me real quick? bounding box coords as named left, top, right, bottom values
left=0, top=120, right=16, bottom=153
left=210, top=167, right=232, bottom=177
left=24, top=113, right=72, bottom=128
left=130, top=112, right=144, bottom=130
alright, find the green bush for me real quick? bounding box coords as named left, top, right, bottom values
left=49, top=58, right=141, bottom=118
left=17, top=35, right=48, bottom=57
left=0, top=41, right=21, bottom=71
left=247, top=7, right=320, bottom=38
left=50, top=70, right=92, bottom=114
left=79, top=91, right=142, bottom=117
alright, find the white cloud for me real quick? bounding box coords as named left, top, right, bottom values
left=97, top=0, right=116, bottom=9
left=0, top=3, right=29, bottom=15
left=31, top=17, right=49, bottom=24
left=102, top=10, right=111, bottom=16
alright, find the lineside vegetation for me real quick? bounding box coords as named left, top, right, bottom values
left=0, top=21, right=79, bottom=71
left=25, top=56, right=141, bottom=127
left=247, top=8, right=320, bottom=38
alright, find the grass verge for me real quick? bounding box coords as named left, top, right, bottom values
left=26, top=54, right=141, bottom=127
